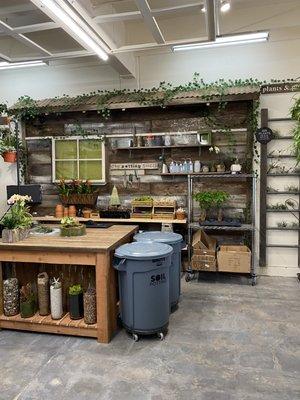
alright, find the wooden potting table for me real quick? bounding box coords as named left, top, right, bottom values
left=0, top=225, right=138, bottom=343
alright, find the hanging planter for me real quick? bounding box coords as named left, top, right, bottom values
left=2, top=150, right=17, bottom=163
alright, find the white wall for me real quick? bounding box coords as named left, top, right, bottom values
left=0, top=159, right=16, bottom=217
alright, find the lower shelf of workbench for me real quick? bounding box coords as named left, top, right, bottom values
left=0, top=312, right=97, bottom=338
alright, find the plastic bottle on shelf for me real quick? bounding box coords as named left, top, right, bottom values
left=178, top=162, right=183, bottom=173
left=183, top=159, right=188, bottom=173
left=174, top=162, right=179, bottom=173
left=169, top=161, right=174, bottom=173
left=194, top=160, right=201, bottom=173
left=188, top=159, right=193, bottom=173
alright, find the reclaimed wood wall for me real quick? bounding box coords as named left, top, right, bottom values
left=24, top=101, right=254, bottom=222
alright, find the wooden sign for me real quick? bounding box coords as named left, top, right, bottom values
left=255, top=127, right=274, bottom=144
left=261, top=82, right=300, bottom=95
left=110, top=162, right=159, bottom=170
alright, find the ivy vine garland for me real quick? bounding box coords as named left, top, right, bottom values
left=1, top=74, right=299, bottom=171
left=291, top=96, right=300, bottom=163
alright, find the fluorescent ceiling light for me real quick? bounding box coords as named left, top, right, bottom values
left=41, top=0, right=108, bottom=61
left=0, top=60, right=46, bottom=70
left=220, top=1, right=231, bottom=13
left=173, top=31, right=269, bottom=52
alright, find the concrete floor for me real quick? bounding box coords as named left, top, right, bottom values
left=0, top=276, right=300, bottom=400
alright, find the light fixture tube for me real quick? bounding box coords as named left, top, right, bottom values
left=0, top=61, right=46, bottom=70
left=172, top=31, right=269, bottom=52
left=41, top=0, right=108, bottom=61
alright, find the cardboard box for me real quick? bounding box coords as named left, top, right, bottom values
left=217, top=245, right=251, bottom=273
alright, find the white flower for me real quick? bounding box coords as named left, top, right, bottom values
left=209, top=146, right=220, bottom=154
left=7, top=194, right=32, bottom=204
left=209, top=147, right=214, bottom=152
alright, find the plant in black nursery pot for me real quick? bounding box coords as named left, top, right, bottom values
left=69, top=284, right=84, bottom=320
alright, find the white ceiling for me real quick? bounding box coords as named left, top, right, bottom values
left=0, top=0, right=299, bottom=78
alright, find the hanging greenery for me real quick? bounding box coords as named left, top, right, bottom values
left=291, top=96, right=300, bottom=163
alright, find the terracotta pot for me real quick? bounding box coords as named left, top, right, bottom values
left=68, top=205, right=77, bottom=218
left=2, top=151, right=17, bottom=163
left=83, top=209, right=91, bottom=219
left=55, top=204, right=64, bottom=218
left=63, top=207, right=69, bottom=217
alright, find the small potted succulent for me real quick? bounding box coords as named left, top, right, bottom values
left=20, top=283, right=37, bottom=318
left=1, top=194, right=33, bottom=242
left=60, top=217, right=86, bottom=237
left=0, top=128, right=21, bottom=163
left=69, top=284, right=84, bottom=320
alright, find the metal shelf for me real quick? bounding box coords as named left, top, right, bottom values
left=267, top=244, right=300, bottom=248
left=267, top=209, right=300, bottom=212
left=189, top=223, right=254, bottom=231
left=268, top=118, right=293, bottom=122
left=267, top=155, right=296, bottom=159
left=267, top=191, right=300, bottom=195
left=267, top=173, right=299, bottom=177
left=271, top=136, right=294, bottom=140
left=267, top=227, right=300, bottom=231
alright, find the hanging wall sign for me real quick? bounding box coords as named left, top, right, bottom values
left=261, top=82, right=300, bottom=95
left=110, top=162, right=159, bottom=170
left=255, top=127, right=274, bottom=144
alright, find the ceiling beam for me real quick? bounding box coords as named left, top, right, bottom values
left=14, top=21, right=58, bottom=34
left=134, top=0, right=165, bottom=44
left=62, top=0, right=136, bottom=77
left=11, top=49, right=94, bottom=62
left=0, top=20, right=52, bottom=56
left=204, top=0, right=217, bottom=41
left=0, top=4, right=37, bottom=15
left=93, top=2, right=203, bottom=23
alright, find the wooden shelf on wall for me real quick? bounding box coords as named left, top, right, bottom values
left=114, top=144, right=210, bottom=150
left=267, top=191, right=300, bottom=195
left=161, top=173, right=253, bottom=178
left=189, top=223, right=254, bottom=231
left=0, top=313, right=97, bottom=338
left=33, top=216, right=187, bottom=224
left=267, top=227, right=300, bottom=231
left=266, top=209, right=300, bottom=212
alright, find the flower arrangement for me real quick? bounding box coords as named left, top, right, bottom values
left=1, top=195, right=33, bottom=242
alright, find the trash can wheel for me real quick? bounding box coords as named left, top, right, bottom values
left=157, top=332, right=164, bottom=340
left=132, top=333, right=139, bottom=342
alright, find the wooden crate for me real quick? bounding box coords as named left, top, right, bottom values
left=191, top=258, right=217, bottom=271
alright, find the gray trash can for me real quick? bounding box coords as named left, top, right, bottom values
left=134, top=231, right=183, bottom=311
left=114, top=241, right=173, bottom=341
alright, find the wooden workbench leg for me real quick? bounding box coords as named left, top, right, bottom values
left=96, top=252, right=117, bottom=343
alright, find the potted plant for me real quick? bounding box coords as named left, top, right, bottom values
left=20, top=283, right=37, bottom=318
left=213, top=191, right=229, bottom=222
left=193, top=190, right=229, bottom=223
left=60, top=217, right=86, bottom=237
left=0, top=128, right=21, bottom=163
left=193, top=191, right=215, bottom=222
left=1, top=194, right=33, bottom=242
left=69, top=284, right=84, bottom=320
left=56, top=179, right=99, bottom=207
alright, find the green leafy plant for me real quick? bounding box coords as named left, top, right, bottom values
left=60, top=217, right=79, bottom=227
left=267, top=203, right=288, bottom=210
left=56, top=179, right=95, bottom=196
left=291, top=96, right=300, bottom=163
left=285, top=185, right=299, bottom=192
left=69, top=284, right=83, bottom=296
left=193, top=190, right=229, bottom=209
left=0, top=128, right=21, bottom=154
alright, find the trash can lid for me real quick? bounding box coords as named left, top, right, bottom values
left=134, top=231, right=183, bottom=245
left=115, top=241, right=173, bottom=260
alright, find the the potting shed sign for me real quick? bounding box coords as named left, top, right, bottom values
left=110, top=162, right=159, bottom=170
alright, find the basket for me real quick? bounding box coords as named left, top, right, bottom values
left=59, top=192, right=99, bottom=206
